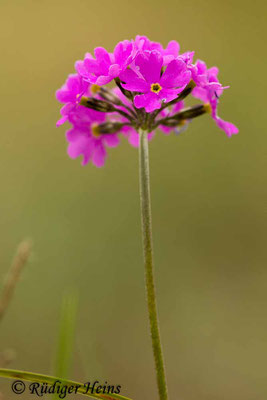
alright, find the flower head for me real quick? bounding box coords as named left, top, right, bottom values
left=56, top=36, right=238, bottom=167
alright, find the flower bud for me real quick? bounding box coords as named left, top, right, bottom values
left=158, top=104, right=210, bottom=128
left=80, top=97, right=115, bottom=112
left=172, top=104, right=210, bottom=120
left=96, top=122, right=124, bottom=134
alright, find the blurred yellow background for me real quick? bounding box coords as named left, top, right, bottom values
left=0, top=0, right=266, bottom=399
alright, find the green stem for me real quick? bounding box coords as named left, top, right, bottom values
left=139, top=130, right=168, bottom=400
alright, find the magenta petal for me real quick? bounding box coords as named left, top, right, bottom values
left=61, top=103, right=75, bottom=115
left=66, top=129, right=93, bottom=165
left=66, top=74, right=80, bottom=92
left=92, top=143, right=107, bottom=167
left=95, top=75, right=113, bottom=86
left=134, top=92, right=161, bottom=113
left=135, top=50, right=163, bottom=83
left=196, top=59, right=207, bottom=75
left=160, top=59, right=191, bottom=88
left=75, top=60, right=88, bottom=77
left=56, top=89, right=74, bottom=103
left=56, top=115, right=68, bottom=127
left=192, top=86, right=209, bottom=102
left=104, top=134, right=120, bottom=147
left=56, top=104, right=75, bottom=126
left=159, top=88, right=183, bottom=103
left=94, top=47, right=111, bottom=64
left=128, top=130, right=140, bottom=147
left=83, top=58, right=101, bottom=75
left=120, top=68, right=149, bottom=92
left=208, top=66, right=219, bottom=77
left=113, top=40, right=133, bottom=66
left=165, top=40, right=180, bottom=57
left=180, top=51, right=195, bottom=64
left=214, top=117, right=239, bottom=137
left=109, top=64, right=121, bottom=78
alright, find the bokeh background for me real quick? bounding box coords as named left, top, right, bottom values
left=0, top=0, right=266, bottom=399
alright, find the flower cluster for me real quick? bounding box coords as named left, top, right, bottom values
left=56, top=36, right=238, bottom=167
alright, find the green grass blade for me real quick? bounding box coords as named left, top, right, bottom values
left=0, top=369, right=132, bottom=400
left=53, top=291, right=78, bottom=399
left=54, top=291, right=78, bottom=380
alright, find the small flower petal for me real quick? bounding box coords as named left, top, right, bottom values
left=120, top=68, right=149, bottom=92
left=135, top=50, right=163, bottom=84
left=134, top=92, right=161, bottom=112
left=160, top=59, right=191, bottom=88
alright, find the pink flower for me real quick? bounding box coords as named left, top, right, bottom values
left=66, top=106, right=120, bottom=167
left=191, top=60, right=238, bottom=137
left=75, top=40, right=135, bottom=86
left=135, top=36, right=195, bottom=67
left=210, top=98, right=239, bottom=137
left=120, top=50, right=191, bottom=113
left=135, top=35, right=180, bottom=65
left=55, top=74, right=89, bottom=126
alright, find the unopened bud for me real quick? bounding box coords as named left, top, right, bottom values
left=159, top=119, right=187, bottom=127
left=92, top=122, right=124, bottom=136
left=80, top=97, right=115, bottom=112
left=157, top=104, right=210, bottom=128
left=172, top=104, right=209, bottom=120
left=203, top=103, right=212, bottom=114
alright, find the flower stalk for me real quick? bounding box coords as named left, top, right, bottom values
left=139, top=130, right=168, bottom=400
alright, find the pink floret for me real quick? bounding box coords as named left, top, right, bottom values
left=55, top=74, right=89, bottom=126
left=66, top=107, right=120, bottom=167
left=75, top=40, right=135, bottom=86
left=191, top=60, right=238, bottom=136
left=120, top=50, right=191, bottom=113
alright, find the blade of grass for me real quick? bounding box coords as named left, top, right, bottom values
left=0, top=240, right=32, bottom=322
left=0, top=369, right=132, bottom=400
left=53, top=291, right=78, bottom=399
left=54, top=291, right=78, bottom=379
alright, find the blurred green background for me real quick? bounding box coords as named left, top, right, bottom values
left=0, top=0, right=266, bottom=399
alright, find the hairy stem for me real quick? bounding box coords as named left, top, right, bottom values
left=139, top=130, right=168, bottom=400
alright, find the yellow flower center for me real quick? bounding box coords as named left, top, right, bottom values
left=150, top=83, right=162, bottom=93
left=91, top=84, right=101, bottom=94
left=91, top=123, right=101, bottom=138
